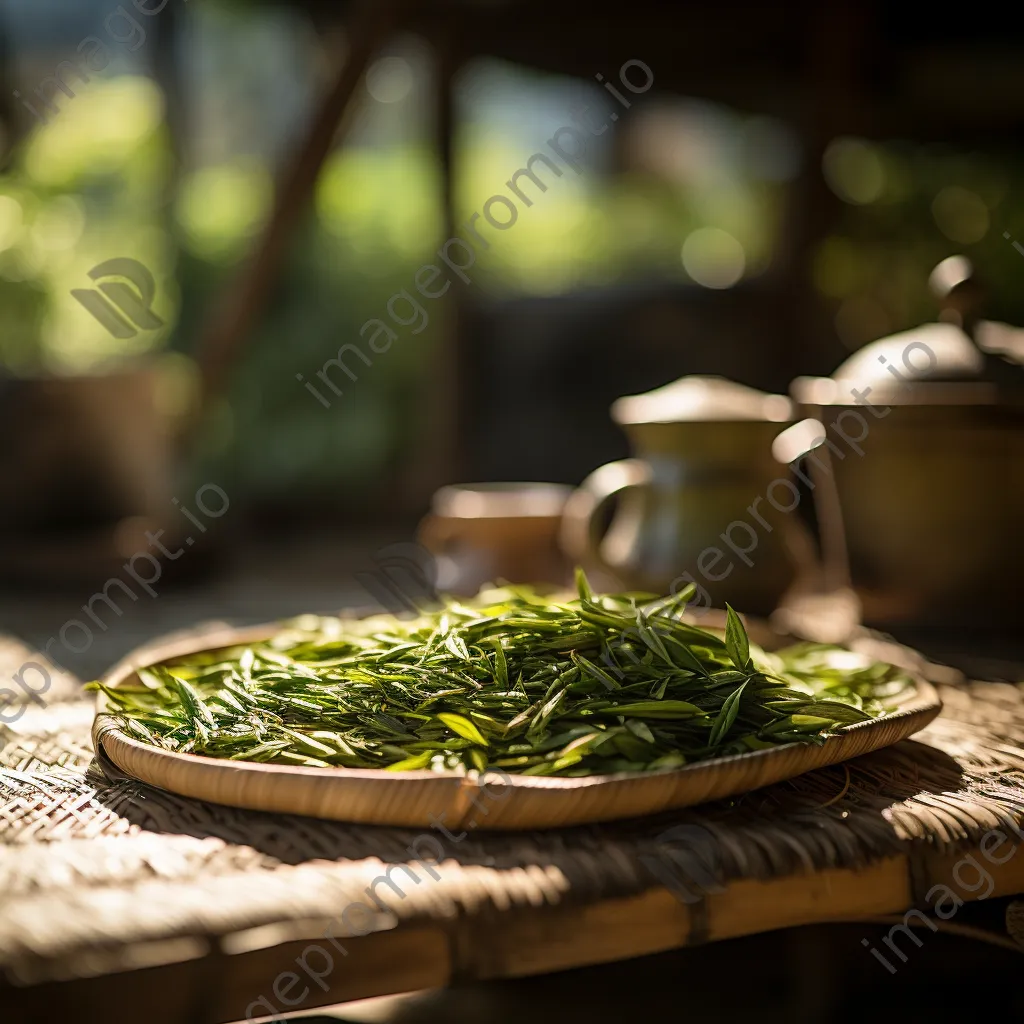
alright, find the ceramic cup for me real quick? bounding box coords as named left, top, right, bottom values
left=417, top=482, right=573, bottom=594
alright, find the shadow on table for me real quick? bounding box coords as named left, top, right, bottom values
left=87, top=736, right=970, bottom=888
left=282, top=920, right=1024, bottom=1024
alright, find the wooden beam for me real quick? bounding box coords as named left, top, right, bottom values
left=9, top=847, right=1023, bottom=1023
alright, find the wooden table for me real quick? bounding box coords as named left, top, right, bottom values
left=3, top=631, right=1024, bottom=1024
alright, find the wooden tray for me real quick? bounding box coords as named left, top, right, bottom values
left=93, top=621, right=942, bottom=830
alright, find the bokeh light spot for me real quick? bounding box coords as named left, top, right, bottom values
left=681, top=227, right=745, bottom=289
left=823, top=138, right=885, bottom=205
left=176, top=161, right=272, bottom=258
left=366, top=57, right=414, bottom=104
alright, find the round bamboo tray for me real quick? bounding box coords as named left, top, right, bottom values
left=93, top=620, right=942, bottom=830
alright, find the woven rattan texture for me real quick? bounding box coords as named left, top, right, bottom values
left=2, top=637, right=1024, bottom=982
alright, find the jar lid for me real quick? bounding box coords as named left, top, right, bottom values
left=833, top=322, right=983, bottom=384
left=612, top=375, right=792, bottom=425
left=792, top=321, right=1023, bottom=406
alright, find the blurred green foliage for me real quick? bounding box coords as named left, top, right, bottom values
left=815, top=137, right=1024, bottom=349
left=0, top=76, right=174, bottom=374
left=2, top=5, right=1022, bottom=515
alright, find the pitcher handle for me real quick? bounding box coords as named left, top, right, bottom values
left=560, top=459, right=651, bottom=577
left=771, top=418, right=862, bottom=643
left=771, top=418, right=853, bottom=593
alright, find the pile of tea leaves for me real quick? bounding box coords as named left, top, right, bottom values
left=91, top=571, right=914, bottom=776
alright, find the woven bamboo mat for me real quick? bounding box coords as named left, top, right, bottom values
left=3, top=628, right=1024, bottom=992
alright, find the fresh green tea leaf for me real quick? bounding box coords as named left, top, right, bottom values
left=725, top=604, right=751, bottom=670
left=96, top=572, right=907, bottom=776
left=437, top=712, right=489, bottom=746
left=709, top=680, right=747, bottom=745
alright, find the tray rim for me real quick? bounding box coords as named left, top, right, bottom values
left=93, top=619, right=943, bottom=828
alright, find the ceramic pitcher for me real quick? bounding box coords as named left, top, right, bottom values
left=560, top=376, right=804, bottom=615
